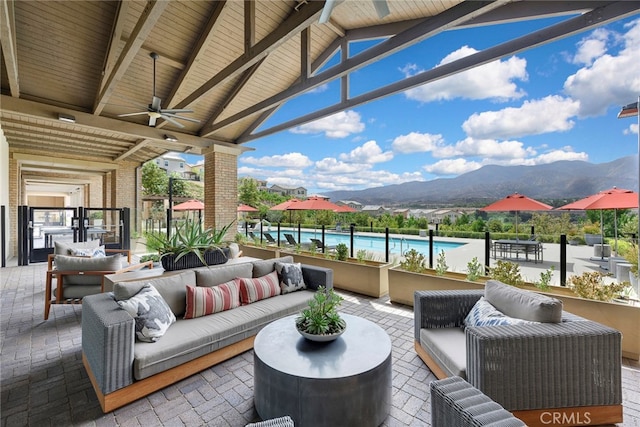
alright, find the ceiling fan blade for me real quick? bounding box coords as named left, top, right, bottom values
left=148, top=115, right=158, bottom=127
left=161, top=108, right=194, bottom=114
left=118, top=111, right=150, bottom=117
left=373, top=0, right=390, bottom=19
left=160, top=115, right=185, bottom=128
left=151, top=96, right=162, bottom=111
left=161, top=113, right=201, bottom=123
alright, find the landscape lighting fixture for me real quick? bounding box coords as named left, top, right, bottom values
left=164, top=134, right=178, bottom=142
left=58, top=113, right=76, bottom=123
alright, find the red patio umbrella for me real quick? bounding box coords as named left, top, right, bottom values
left=269, top=198, right=301, bottom=211
left=333, top=204, right=357, bottom=213
left=172, top=199, right=204, bottom=211
left=558, top=187, right=639, bottom=253
left=237, top=204, right=258, bottom=212
left=480, top=193, right=553, bottom=238
left=288, top=196, right=343, bottom=211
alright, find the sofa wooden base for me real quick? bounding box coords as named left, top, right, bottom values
left=414, top=341, right=623, bottom=426
left=84, top=336, right=255, bottom=413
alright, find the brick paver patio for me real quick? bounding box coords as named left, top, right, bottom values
left=1, top=263, right=639, bottom=426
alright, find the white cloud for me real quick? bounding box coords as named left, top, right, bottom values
left=530, top=149, right=589, bottom=164
left=392, top=132, right=444, bottom=154
left=290, top=110, right=365, bottom=138
left=240, top=152, right=312, bottom=168
left=314, top=158, right=369, bottom=174
left=424, top=158, right=482, bottom=175
left=339, top=140, right=393, bottom=164
left=307, top=83, right=329, bottom=94
left=624, top=123, right=639, bottom=135
left=462, top=95, right=580, bottom=139
left=403, top=46, right=528, bottom=103
left=313, top=169, right=423, bottom=191
left=564, top=19, right=640, bottom=117
left=433, top=137, right=536, bottom=159
left=571, top=28, right=610, bottom=66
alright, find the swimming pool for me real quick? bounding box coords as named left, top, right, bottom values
left=279, top=230, right=464, bottom=256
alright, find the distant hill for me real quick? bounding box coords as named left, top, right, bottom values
left=321, top=155, right=639, bottom=207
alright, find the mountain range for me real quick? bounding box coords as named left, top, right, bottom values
left=322, top=155, right=639, bottom=207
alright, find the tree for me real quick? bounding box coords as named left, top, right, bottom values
left=239, top=178, right=259, bottom=207
left=141, top=162, right=168, bottom=195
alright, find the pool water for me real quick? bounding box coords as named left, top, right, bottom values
left=281, top=230, right=464, bottom=256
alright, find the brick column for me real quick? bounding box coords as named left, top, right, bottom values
left=203, top=145, right=244, bottom=240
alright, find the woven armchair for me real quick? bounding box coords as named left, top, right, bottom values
left=414, top=289, right=623, bottom=426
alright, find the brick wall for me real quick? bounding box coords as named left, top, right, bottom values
left=203, top=145, right=242, bottom=241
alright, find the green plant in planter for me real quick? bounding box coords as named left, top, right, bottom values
left=568, top=271, right=630, bottom=302
left=356, top=249, right=367, bottom=263
left=466, top=257, right=483, bottom=281
left=490, top=260, right=524, bottom=287
left=335, top=243, right=348, bottom=261
left=139, top=253, right=160, bottom=263
left=535, top=266, right=554, bottom=291
left=296, top=287, right=346, bottom=335
left=146, top=219, right=234, bottom=266
left=623, top=244, right=638, bottom=278
left=435, top=250, right=448, bottom=276
left=399, top=249, right=427, bottom=273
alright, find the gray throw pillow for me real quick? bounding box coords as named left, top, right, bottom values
left=54, top=239, right=101, bottom=255
left=53, top=254, right=122, bottom=285
left=252, top=256, right=294, bottom=277
left=275, top=262, right=306, bottom=294
left=116, top=284, right=176, bottom=342
left=484, top=280, right=562, bottom=323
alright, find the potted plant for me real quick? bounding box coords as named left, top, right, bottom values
left=568, top=271, right=630, bottom=302
left=146, top=219, right=234, bottom=271
left=296, top=286, right=346, bottom=341
left=623, top=244, right=638, bottom=288
left=583, top=223, right=603, bottom=246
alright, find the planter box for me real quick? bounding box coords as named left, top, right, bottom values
left=238, top=244, right=281, bottom=259
left=286, top=251, right=392, bottom=298
left=388, top=267, right=640, bottom=360
left=388, top=267, right=485, bottom=306
left=584, top=233, right=603, bottom=246
left=161, top=247, right=229, bottom=271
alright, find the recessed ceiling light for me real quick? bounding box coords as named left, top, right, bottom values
left=58, top=113, right=76, bottom=123
left=164, top=134, right=178, bottom=142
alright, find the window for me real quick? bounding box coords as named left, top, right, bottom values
left=179, top=162, right=184, bottom=168
left=164, top=160, right=168, bottom=167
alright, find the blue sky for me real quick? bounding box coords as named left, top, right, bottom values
left=188, top=14, right=640, bottom=195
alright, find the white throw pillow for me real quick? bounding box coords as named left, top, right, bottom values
left=117, top=284, right=176, bottom=342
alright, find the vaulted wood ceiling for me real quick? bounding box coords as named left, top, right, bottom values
left=2, top=0, right=639, bottom=176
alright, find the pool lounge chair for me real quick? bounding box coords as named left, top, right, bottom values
left=310, top=238, right=336, bottom=253
left=263, top=232, right=278, bottom=245
left=284, top=233, right=298, bottom=246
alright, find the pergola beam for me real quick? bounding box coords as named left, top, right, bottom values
left=0, top=0, right=19, bottom=97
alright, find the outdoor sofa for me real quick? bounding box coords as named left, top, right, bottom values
left=414, top=280, right=622, bottom=426
left=82, top=255, right=332, bottom=412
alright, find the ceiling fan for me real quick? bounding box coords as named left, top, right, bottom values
left=319, top=0, right=389, bottom=24
left=118, top=52, right=199, bottom=128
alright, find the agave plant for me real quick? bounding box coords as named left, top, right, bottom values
left=146, top=219, right=234, bottom=266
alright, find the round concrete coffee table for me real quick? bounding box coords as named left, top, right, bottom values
left=253, top=313, right=392, bottom=426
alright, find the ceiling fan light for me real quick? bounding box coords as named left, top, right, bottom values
left=58, top=113, right=76, bottom=123
left=148, top=111, right=162, bottom=119
left=164, top=134, right=178, bottom=142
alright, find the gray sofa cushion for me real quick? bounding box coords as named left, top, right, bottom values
left=252, top=256, right=294, bottom=277
left=132, top=290, right=313, bottom=380
left=420, top=328, right=467, bottom=379
left=484, top=280, right=562, bottom=323
left=113, top=270, right=196, bottom=317
left=54, top=254, right=122, bottom=285
left=194, top=263, right=253, bottom=287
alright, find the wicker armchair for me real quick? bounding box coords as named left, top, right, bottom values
left=414, top=288, right=623, bottom=426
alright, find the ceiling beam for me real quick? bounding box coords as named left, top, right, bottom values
left=114, top=138, right=152, bottom=162
left=0, top=0, right=19, bottom=97
left=175, top=0, right=324, bottom=115
left=100, top=0, right=130, bottom=92
left=240, top=1, right=640, bottom=143
left=2, top=95, right=225, bottom=150
left=13, top=153, right=119, bottom=171
left=201, top=0, right=506, bottom=137
left=93, top=0, right=169, bottom=115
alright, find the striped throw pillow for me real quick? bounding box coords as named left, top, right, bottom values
left=238, top=270, right=281, bottom=305
left=184, top=280, right=240, bottom=319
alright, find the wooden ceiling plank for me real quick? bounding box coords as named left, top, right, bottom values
left=0, top=0, right=20, bottom=96
left=240, top=1, right=640, bottom=143
left=175, top=0, right=324, bottom=112
left=202, top=0, right=504, bottom=137
left=93, top=0, right=169, bottom=115
left=100, top=0, right=130, bottom=93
